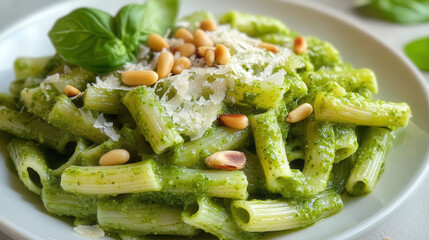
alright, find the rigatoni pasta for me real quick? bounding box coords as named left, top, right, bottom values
left=2, top=1, right=412, bottom=240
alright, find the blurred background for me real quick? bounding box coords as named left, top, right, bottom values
left=0, top=0, right=428, bottom=239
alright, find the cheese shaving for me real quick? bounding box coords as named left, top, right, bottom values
left=93, top=75, right=136, bottom=91
left=73, top=225, right=105, bottom=239
left=167, top=37, right=185, bottom=49
left=42, top=73, right=60, bottom=86
left=92, top=25, right=293, bottom=140
left=40, top=73, right=61, bottom=100
left=63, top=65, right=72, bottom=74
left=94, top=113, right=120, bottom=141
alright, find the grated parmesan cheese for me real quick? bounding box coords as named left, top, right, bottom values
left=166, top=37, right=185, bottom=49
left=63, top=65, right=72, bottom=74
left=42, top=73, right=60, bottom=86
left=39, top=73, right=61, bottom=100
left=74, top=225, right=105, bottom=239
left=92, top=25, right=294, bottom=140
left=94, top=113, right=120, bottom=141
left=93, top=74, right=136, bottom=91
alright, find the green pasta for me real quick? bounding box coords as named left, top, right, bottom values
left=42, top=178, right=105, bottom=219
left=334, top=124, right=358, bottom=163
left=61, top=159, right=162, bottom=195
left=326, top=155, right=355, bottom=194
left=160, top=167, right=249, bottom=199
left=84, top=87, right=125, bottom=114
left=314, top=92, right=411, bottom=128
left=302, top=121, right=336, bottom=195
left=171, top=126, right=251, bottom=167
left=230, top=190, right=343, bottom=232
left=7, top=139, right=50, bottom=195
left=249, top=109, right=299, bottom=194
left=51, top=138, right=89, bottom=176
left=122, top=86, right=183, bottom=155
left=302, top=68, right=378, bottom=94
left=48, top=94, right=113, bottom=144
left=183, top=196, right=259, bottom=240
left=3, top=4, right=413, bottom=240
left=14, top=56, right=52, bottom=80
left=0, top=106, right=74, bottom=153
left=97, top=199, right=198, bottom=236
left=228, top=78, right=289, bottom=110
left=346, top=127, right=393, bottom=195
left=241, top=150, right=266, bottom=195
left=20, top=68, right=94, bottom=120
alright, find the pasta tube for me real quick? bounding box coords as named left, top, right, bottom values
left=61, top=159, right=161, bottom=195
left=346, top=127, right=393, bottom=195
left=230, top=190, right=343, bottom=232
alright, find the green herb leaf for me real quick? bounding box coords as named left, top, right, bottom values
left=404, top=37, right=429, bottom=71
left=49, top=0, right=179, bottom=74
left=114, top=0, right=179, bottom=48
left=139, top=0, right=180, bottom=42
left=114, top=3, right=146, bottom=54
left=48, top=8, right=134, bottom=74
left=372, top=0, right=429, bottom=24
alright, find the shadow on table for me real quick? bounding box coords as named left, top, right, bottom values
left=353, top=4, right=386, bottom=22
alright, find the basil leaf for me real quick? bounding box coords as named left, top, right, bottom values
left=372, top=0, right=429, bottom=24
left=49, top=8, right=133, bottom=74
left=139, top=0, right=180, bottom=42
left=404, top=37, right=429, bottom=71
left=114, top=4, right=146, bottom=53
left=49, top=1, right=179, bottom=74
left=114, top=0, right=179, bottom=48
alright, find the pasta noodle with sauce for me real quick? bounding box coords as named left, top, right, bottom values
left=2, top=1, right=411, bottom=239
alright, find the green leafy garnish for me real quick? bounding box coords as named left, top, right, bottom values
left=114, top=4, right=146, bottom=54
left=371, top=0, right=429, bottom=24
left=139, top=0, right=179, bottom=42
left=404, top=37, right=429, bottom=71
left=48, top=0, right=179, bottom=74
left=48, top=8, right=131, bottom=74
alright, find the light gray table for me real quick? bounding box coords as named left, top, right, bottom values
left=0, top=0, right=428, bottom=239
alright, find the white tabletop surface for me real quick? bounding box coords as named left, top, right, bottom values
left=0, top=0, right=428, bottom=239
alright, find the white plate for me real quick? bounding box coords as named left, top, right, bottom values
left=0, top=0, right=429, bottom=240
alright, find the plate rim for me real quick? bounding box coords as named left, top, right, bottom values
left=0, top=0, right=428, bottom=240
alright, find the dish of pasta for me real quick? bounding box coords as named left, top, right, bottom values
left=0, top=0, right=426, bottom=240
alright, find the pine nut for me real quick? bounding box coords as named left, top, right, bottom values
left=147, top=33, right=169, bottom=52
left=99, top=149, right=130, bottom=166
left=218, top=114, right=248, bottom=130
left=200, top=20, right=217, bottom=32
left=193, top=29, right=214, bottom=48
left=175, top=28, right=194, bottom=43
left=64, top=85, right=81, bottom=98
left=215, top=44, right=231, bottom=65
left=157, top=51, right=174, bottom=79
left=122, top=70, right=159, bottom=86
left=172, top=57, right=191, bottom=75
left=197, top=46, right=215, bottom=57
left=286, top=103, right=313, bottom=123
left=204, top=49, right=215, bottom=67
left=173, top=43, right=196, bottom=57
left=257, top=42, right=279, bottom=53
left=294, top=36, right=307, bottom=54
left=205, top=150, right=246, bottom=170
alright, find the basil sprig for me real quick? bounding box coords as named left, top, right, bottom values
left=48, top=0, right=179, bottom=74
left=371, top=0, right=429, bottom=24
left=405, top=37, right=429, bottom=71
